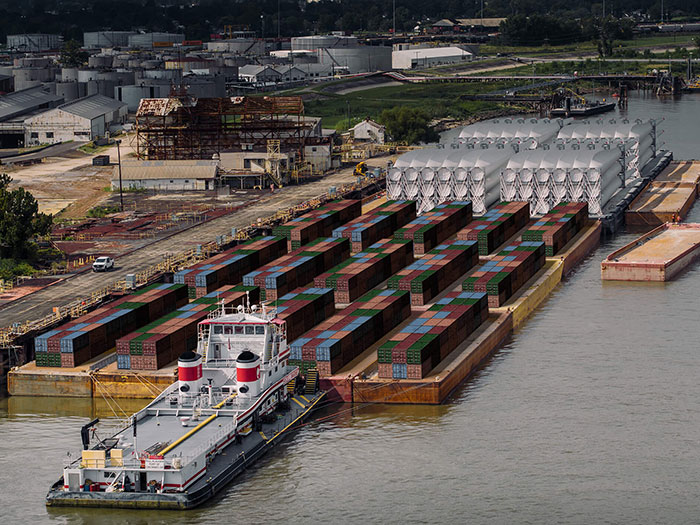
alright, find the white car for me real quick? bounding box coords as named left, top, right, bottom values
left=92, top=256, right=114, bottom=272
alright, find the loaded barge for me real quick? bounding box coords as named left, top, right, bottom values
left=46, top=303, right=325, bottom=509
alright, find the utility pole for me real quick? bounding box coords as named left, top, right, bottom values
left=346, top=100, right=350, bottom=130
left=116, top=139, right=124, bottom=212
left=481, top=0, right=484, bottom=27
left=393, top=0, right=396, bottom=36
left=277, top=0, right=281, bottom=40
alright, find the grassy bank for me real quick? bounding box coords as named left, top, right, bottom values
left=305, top=80, right=530, bottom=130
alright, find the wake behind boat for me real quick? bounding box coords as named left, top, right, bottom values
left=46, top=300, right=325, bottom=510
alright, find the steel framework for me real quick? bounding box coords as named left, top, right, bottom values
left=135, top=95, right=311, bottom=160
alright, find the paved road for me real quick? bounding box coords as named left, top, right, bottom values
left=0, top=164, right=385, bottom=327
left=0, top=142, right=83, bottom=162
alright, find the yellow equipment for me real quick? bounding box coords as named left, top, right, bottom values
left=353, top=162, right=368, bottom=178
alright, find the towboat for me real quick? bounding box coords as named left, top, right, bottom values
left=46, top=301, right=325, bottom=509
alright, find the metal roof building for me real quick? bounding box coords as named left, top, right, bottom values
left=113, top=160, right=219, bottom=191
left=0, top=86, right=64, bottom=147
left=24, top=94, right=127, bottom=146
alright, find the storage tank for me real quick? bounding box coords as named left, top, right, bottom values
left=55, top=81, right=81, bottom=102
left=316, top=46, right=391, bottom=74
left=88, top=55, right=114, bottom=69
left=291, top=35, right=358, bottom=51
left=61, top=68, right=79, bottom=82
left=128, top=33, right=185, bottom=49
left=77, top=69, right=99, bottom=82
left=83, top=31, right=136, bottom=49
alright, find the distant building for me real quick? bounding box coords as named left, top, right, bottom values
left=0, top=86, right=64, bottom=147
left=24, top=94, right=127, bottom=145
left=238, top=65, right=282, bottom=84
left=456, top=18, right=506, bottom=30
left=83, top=31, right=137, bottom=49
left=7, top=34, right=63, bottom=52
left=127, top=33, right=185, bottom=49
left=113, top=160, right=219, bottom=191
left=351, top=119, right=386, bottom=144
left=392, top=46, right=473, bottom=70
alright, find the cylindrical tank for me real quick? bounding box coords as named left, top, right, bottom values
left=55, top=82, right=80, bottom=102
left=236, top=350, right=261, bottom=397
left=178, top=351, right=203, bottom=398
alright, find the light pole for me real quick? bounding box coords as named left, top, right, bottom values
left=277, top=0, right=281, bottom=40
left=393, top=0, right=396, bottom=36
left=116, top=139, right=124, bottom=212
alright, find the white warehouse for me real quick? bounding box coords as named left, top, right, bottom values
left=24, top=95, right=127, bottom=145
left=113, top=160, right=219, bottom=191
left=392, top=46, right=473, bottom=70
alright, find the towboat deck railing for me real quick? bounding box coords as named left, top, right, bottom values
left=181, top=416, right=239, bottom=464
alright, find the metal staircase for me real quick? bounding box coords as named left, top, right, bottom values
left=305, top=369, right=319, bottom=395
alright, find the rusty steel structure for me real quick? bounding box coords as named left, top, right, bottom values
left=135, top=95, right=312, bottom=160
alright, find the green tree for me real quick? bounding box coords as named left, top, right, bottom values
left=378, top=107, right=439, bottom=145
left=59, top=39, right=88, bottom=67
left=0, top=175, right=52, bottom=259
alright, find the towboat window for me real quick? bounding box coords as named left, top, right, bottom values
left=213, top=325, right=223, bottom=334
left=224, top=325, right=233, bottom=335
left=255, top=326, right=265, bottom=335
left=235, top=326, right=244, bottom=335
left=245, top=326, right=254, bottom=335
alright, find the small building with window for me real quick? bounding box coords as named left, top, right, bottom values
left=24, top=94, right=127, bottom=145
left=112, top=159, right=219, bottom=191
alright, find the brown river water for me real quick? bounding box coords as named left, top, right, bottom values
left=1, top=91, right=700, bottom=524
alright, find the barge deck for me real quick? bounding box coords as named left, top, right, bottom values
left=601, top=223, right=700, bottom=281
left=321, top=221, right=601, bottom=404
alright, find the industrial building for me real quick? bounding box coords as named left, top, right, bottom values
left=113, top=159, right=219, bottom=191
left=127, top=33, right=185, bottom=49
left=7, top=34, right=63, bottom=52
left=392, top=46, right=473, bottom=69
left=0, top=86, right=64, bottom=147
left=24, top=94, right=127, bottom=145
left=83, top=32, right=137, bottom=49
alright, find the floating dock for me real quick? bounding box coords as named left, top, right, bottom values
left=601, top=223, right=700, bottom=281
left=321, top=220, right=602, bottom=404
left=626, top=161, right=700, bottom=229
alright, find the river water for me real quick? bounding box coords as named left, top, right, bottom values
left=2, top=92, right=700, bottom=524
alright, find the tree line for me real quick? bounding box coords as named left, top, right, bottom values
left=1, top=0, right=699, bottom=43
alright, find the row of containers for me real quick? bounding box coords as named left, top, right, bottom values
left=378, top=291, right=489, bottom=380
left=289, top=289, right=411, bottom=376
left=174, top=236, right=288, bottom=298
left=521, top=202, right=588, bottom=256
left=456, top=201, right=530, bottom=255
left=242, top=237, right=349, bottom=302
left=462, top=241, right=546, bottom=308
left=331, top=200, right=416, bottom=253
left=116, top=285, right=258, bottom=370
left=388, top=240, right=480, bottom=307
left=314, top=239, right=414, bottom=304
left=35, top=284, right=189, bottom=368
left=393, top=201, right=473, bottom=255
left=272, top=199, right=361, bottom=250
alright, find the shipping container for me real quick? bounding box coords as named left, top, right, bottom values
left=378, top=291, right=488, bottom=379
left=116, top=285, right=259, bottom=370
left=388, top=239, right=480, bottom=306
left=332, top=200, right=416, bottom=252
left=462, top=241, right=545, bottom=307
left=290, top=289, right=411, bottom=376
left=521, top=202, right=587, bottom=256
left=456, top=201, right=530, bottom=255
left=314, top=238, right=413, bottom=303
left=174, top=236, right=287, bottom=298
left=267, top=287, right=336, bottom=343
left=272, top=199, right=361, bottom=250
left=35, top=283, right=188, bottom=368
left=394, top=201, right=472, bottom=255
left=243, top=237, right=349, bottom=302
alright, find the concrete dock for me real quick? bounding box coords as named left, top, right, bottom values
left=601, top=223, right=700, bottom=281
left=626, top=161, right=700, bottom=229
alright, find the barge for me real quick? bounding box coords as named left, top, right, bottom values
left=46, top=302, right=325, bottom=509
left=602, top=223, right=700, bottom=281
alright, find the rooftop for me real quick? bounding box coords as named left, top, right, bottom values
left=0, top=86, right=63, bottom=122
left=116, top=159, right=219, bottom=181
left=58, top=94, right=127, bottom=120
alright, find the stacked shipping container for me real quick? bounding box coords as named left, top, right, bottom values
left=242, top=237, right=349, bottom=302
left=462, top=241, right=546, bottom=307
left=289, top=289, right=411, bottom=376
left=314, top=239, right=414, bottom=303
left=35, top=283, right=189, bottom=368
left=116, top=285, right=259, bottom=370
left=457, top=201, right=530, bottom=255
left=332, top=200, right=416, bottom=252
left=521, top=202, right=587, bottom=256
left=393, top=201, right=473, bottom=255
left=377, top=291, right=489, bottom=379
left=268, top=287, right=336, bottom=344
left=272, top=199, right=361, bottom=250
left=174, top=236, right=287, bottom=298
left=387, top=240, right=480, bottom=306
